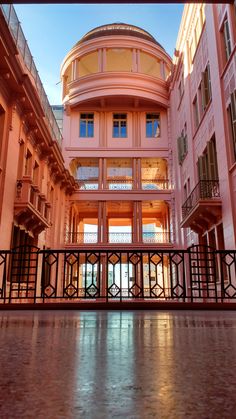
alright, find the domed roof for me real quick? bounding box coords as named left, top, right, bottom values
left=75, top=23, right=165, bottom=50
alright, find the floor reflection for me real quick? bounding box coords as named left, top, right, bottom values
left=0, top=310, right=236, bottom=418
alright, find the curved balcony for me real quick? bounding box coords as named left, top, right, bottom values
left=64, top=72, right=169, bottom=108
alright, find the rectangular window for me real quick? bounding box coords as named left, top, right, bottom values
left=201, top=64, right=212, bottom=113
left=178, top=73, right=184, bottom=103
left=146, top=114, right=160, bottom=138
left=223, top=18, right=232, bottom=61
left=113, top=114, right=127, bottom=138
left=0, top=105, right=5, bottom=157
left=79, top=113, right=94, bottom=137
left=197, top=136, right=218, bottom=181
left=228, top=91, right=236, bottom=161
left=193, top=95, right=199, bottom=130
left=177, top=123, right=188, bottom=165
left=25, top=150, right=32, bottom=176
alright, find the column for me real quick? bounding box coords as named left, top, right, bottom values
left=98, top=201, right=103, bottom=243
left=102, top=48, right=106, bottom=72
left=137, top=158, right=141, bottom=190
left=102, top=201, right=108, bottom=244
left=133, top=202, right=138, bottom=243
left=103, top=158, right=107, bottom=190
left=132, top=158, right=137, bottom=190
left=72, top=60, right=77, bottom=81
left=98, top=49, right=103, bottom=72
left=160, top=61, right=165, bottom=79
left=137, top=201, right=143, bottom=243
left=98, top=158, right=103, bottom=190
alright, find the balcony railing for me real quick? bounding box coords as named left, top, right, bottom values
left=65, top=232, right=98, bottom=244
left=1, top=245, right=236, bottom=304
left=14, top=176, right=51, bottom=232
left=143, top=232, right=171, bottom=243
left=107, top=179, right=133, bottom=190
left=65, top=231, right=171, bottom=244
left=182, top=180, right=220, bottom=220
left=76, top=178, right=170, bottom=191
left=77, top=180, right=99, bottom=190
left=142, top=179, right=169, bottom=190
left=0, top=5, right=62, bottom=147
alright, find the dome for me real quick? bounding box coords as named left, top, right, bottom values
left=75, top=23, right=165, bottom=50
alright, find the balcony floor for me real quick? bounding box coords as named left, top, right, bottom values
left=0, top=310, right=236, bottom=418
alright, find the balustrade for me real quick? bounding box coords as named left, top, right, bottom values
left=182, top=180, right=220, bottom=220
left=0, top=245, right=235, bottom=304
left=76, top=178, right=170, bottom=191
left=65, top=231, right=171, bottom=244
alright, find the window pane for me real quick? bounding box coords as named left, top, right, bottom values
left=146, top=114, right=160, bottom=137
left=146, top=120, right=153, bottom=137
left=113, top=123, right=119, bottom=137
left=153, top=120, right=160, bottom=137
left=87, top=120, right=94, bottom=137
left=120, top=123, right=127, bottom=137
left=80, top=120, right=86, bottom=137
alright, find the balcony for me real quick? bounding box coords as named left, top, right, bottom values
left=14, top=176, right=51, bottom=235
left=76, top=178, right=170, bottom=191
left=65, top=231, right=171, bottom=245
left=181, top=180, right=222, bottom=233
left=0, top=5, right=62, bottom=146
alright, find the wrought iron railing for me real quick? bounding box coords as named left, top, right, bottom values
left=0, top=245, right=235, bottom=304
left=0, top=5, right=62, bottom=147
left=182, top=180, right=220, bottom=219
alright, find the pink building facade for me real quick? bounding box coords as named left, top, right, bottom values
left=61, top=23, right=173, bottom=251
left=0, top=6, right=75, bottom=251
left=171, top=3, right=236, bottom=251
left=1, top=5, right=235, bottom=254
left=0, top=5, right=236, bottom=303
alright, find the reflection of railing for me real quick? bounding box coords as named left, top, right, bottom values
left=65, top=232, right=98, bottom=244
left=142, top=179, right=169, bottom=190
left=182, top=180, right=220, bottom=220
left=77, top=180, right=99, bottom=190
left=0, top=5, right=62, bottom=146
left=143, top=232, right=171, bottom=243
left=107, top=179, right=133, bottom=190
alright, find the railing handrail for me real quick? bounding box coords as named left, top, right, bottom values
left=0, top=246, right=235, bottom=304
left=182, top=179, right=220, bottom=219
left=0, top=5, right=62, bottom=147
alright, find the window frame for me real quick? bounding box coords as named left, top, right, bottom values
left=193, top=95, right=199, bottom=130
left=112, top=114, right=127, bottom=138
left=79, top=113, right=94, bottom=138
left=228, top=91, right=236, bottom=162
left=146, top=113, right=160, bottom=138
left=222, top=17, right=232, bottom=62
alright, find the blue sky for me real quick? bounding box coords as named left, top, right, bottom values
left=15, top=4, right=184, bottom=104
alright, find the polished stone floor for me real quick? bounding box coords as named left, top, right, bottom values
left=0, top=310, right=236, bottom=419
